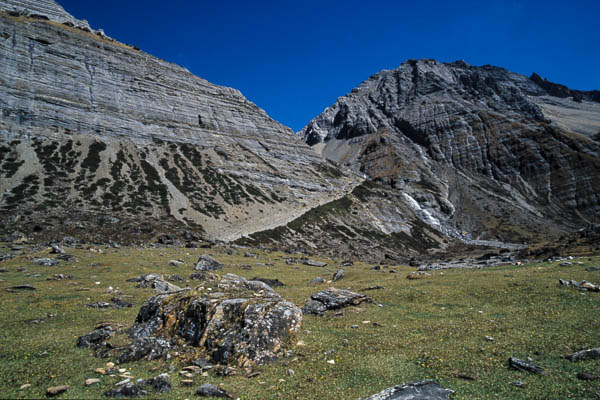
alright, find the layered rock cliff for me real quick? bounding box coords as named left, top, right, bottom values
left=300, top=59, right=600, bottom=244
left=0, top=1, right=359, bottom=242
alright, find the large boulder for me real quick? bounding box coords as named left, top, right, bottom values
left=123, top=273, right=301, bottom=366
left=361, top=380, right=454, bottom=400
left=302, top=288, right=371, bottom=315
left=195, top=255, right=224, bottom=271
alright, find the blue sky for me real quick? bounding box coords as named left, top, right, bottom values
left=59, top=0, right=600, bottom=132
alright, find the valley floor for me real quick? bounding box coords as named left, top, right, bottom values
left=0, top=243, right=599, bottom=399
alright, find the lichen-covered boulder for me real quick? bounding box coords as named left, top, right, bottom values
left=302, top=288, right=371, bottom=315
left=123, top=273, right=301, bottom=366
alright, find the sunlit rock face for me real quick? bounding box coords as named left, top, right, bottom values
left=0, top=0, right=358, bottom=242
left=301, top=59, right=600, bottom=243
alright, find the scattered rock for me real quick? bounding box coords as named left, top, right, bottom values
left=76, top=324, right=118, bottom=348
left=8, top=285, right=36, bottom=291
left=360, top=285, right=384, bottom=291
left=407, top=271, right=432, bottom=280
left=303, top=259, right=327, bottom=267
left=56, top=254, right=77, bottom=262
left=567, top=348, right=600, bottom=362
left=332, top=269, right=344, bottom=282
left=453, top=373, right=476, bottom=381
left=511, top=380, right=526, bottom=388
left=104, top=382, right=147, bottom=398
left=189, top=271, right=220, bottom=282
left=181, top=379, right=194, bottom=386
left=508, top=357, right=545, bottom=374
left=19, top=383, right=31, bottom=390
left=559, top=279, right=600, bottom=292
left=140, top=373, right=171, bottom=393
left=251, top=277, right=284, bottom=287
left=239, top=264, right=252, bottom=270
left=485, top=336, right=494, bottom=342
left=310, top=277, right=325, bottom=285
left=168, top=260, right=184, bottom=267
left=341, top=261, right=354, bottom=267
left=302, top=288, right=372, bottom=315
left=194, top=255, right=224, bottom=271
left=50, top=244, right=65, bottom=254
left=244, top=252, right=257, bottom=258
left=577, top=372, right=599, bottom=380
left=85, top=378, right=100, bottom=386
left=165, top=274, right=185, bottom=282
left=34, top=258, right=59, bottom=266
left=46, top=385, right=69, bottom=397
left=195, top=384, right=232, bottom=398
left=360, top=380, right=454, bottom=400
left=130, top=274, right=182, bottom=293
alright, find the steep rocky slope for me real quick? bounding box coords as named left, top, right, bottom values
left=0, top=0, right=359, bottom=243
left=300, top=59, right=600, bottom=245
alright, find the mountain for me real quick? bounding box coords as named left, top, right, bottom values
left=0, top=0, right=360, bottom=243
left=299, top=59, right=600, bottom=247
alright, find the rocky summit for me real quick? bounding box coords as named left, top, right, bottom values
left=0, top=0, right=358, bottom=244
left=300, top=59, right=600, bottom=248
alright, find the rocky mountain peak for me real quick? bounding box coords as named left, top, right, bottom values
left=299, top=59, right=600, bottom=246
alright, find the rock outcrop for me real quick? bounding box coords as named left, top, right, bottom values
left=300, top=59, right=600, bottom=245
left=0, top=0, right=358, bottom=243
left=113, top=273, right=301, bottom=366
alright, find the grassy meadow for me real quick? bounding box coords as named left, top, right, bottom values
left=0, top=243, right=598, bottom=399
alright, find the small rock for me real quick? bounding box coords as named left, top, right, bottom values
left=327, top=359, right=335, bottom=364
left=586, top=267, right=599, bottom=272
left=95, top=368, right=107, bottom=375
left=8, top=285, right=36, bottom=291
left=310, top=277, right=325, bottom=285
left=511, top=380, right=526, bottom=388
left=332, top=269, right=344, bottom=282
left=286, top=369, right=295, bottom=377
left=46, top=385, right=69, bottom=397
left=351, top=325, right=359, bottom=329
left=181, top=379, right=194, bottom=386
left=195, top=384, right=232, bottom=398
left=577, top=372, right=599, bottom=380
left=50, top=244, right=65, bottom=254
left=303, top=259, right=327, bottom=267
left=116, top=378, right=131, bottom=386
left=168, top=260, right=184, bottom=267
left=140, top=373, right=171, bottom=393
left=85, top=378, right=100, bottom=386
left=194, top=255, right=224, bottom=271
left=19, top=383, right=31, bottom=390
left=567, top=348, right=600, bottom=362
left=508, top=357, right=545, bottom=374
left=406, top=271, right=432, bottom=280
left=361, top=380, right=454, bottom=399
left=104, top=382, right=147, bottom=398
left=485, top=336, right=494, bottom=342
left=34, top=258, right=59, bottom=266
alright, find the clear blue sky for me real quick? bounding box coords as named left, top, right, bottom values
left=59, top=0, right=600, bottom=132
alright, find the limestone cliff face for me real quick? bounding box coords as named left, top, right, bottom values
left=0, top=1, right=358, bottom=242
left=301, top=59, right=600, bottom=242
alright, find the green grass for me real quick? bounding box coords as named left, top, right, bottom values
left=0, top=245, right=599, bottom=399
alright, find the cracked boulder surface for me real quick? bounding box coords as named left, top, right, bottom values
left=102, top=273, right=302, bottom=366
